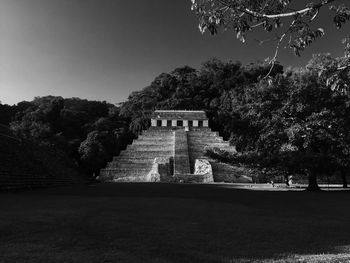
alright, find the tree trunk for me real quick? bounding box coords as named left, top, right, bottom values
left=341, top=169, right=348, bottom=188
left=306, top=171, right=320, bottom=191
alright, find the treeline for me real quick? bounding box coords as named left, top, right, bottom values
left=1, top=49, right=349, bottom=189
left=1, top=97, right=133, bottom=177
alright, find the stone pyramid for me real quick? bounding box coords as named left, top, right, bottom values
left=99, top=110, right=252, bottom=183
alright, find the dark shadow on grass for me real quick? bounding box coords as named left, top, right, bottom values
left=1, top=183, right=350, bottom=262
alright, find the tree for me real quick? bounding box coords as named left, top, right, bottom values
left=78, top=131, right=110, bottom=177
left=10, top=97, right=64, bottom=143
left=190, top=0, right=350, bottom=75
left=200, top=61, right=350, bottom=190
left=306, top=37, right=350, bottom=93
left=0, top=103, right=17, bottom=125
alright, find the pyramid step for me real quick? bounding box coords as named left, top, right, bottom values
left=105, top=175, right=148, bottom=182
left=120, top=150, right=173, bottom=155
left=99, top=168, right=150, bottom=181
left=140, top=132, right=174, bottom=138
left=120, top=150, right=173, bottom=157
left=105, top=167, right=150, bottom=172
left=142, top=132, right=174, bottom=136
left=126, top=145, right=173, bottom=151
left=106, top=162, right=152, bottom=169
left=140, top=129, right=173, bottom=133
left=188, top=136, right=221, bottom=140
left=188, top=137, right=225, bottom=142
left=119, top=154, right=173, bottom=160
left=132, top=141, right=173, bottom=146
left=121, top=148, right=174, bottom=152
left=188, top=143, right=231, bottom=148
left=137, top=137, right=174, bottom=141
left=113, top=156, right=156, bottom=162
left=188, top=132, right=219, bottom=136
left=188, top=137, right=225, bottom=141
left=100, top=167, right=150, bottom=175
left=99, top=173, right=147, bottom=182
left=139, top=131, right=174, bottom=135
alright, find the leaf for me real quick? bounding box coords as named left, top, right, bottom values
left=236, top=31, right=246, bottom=43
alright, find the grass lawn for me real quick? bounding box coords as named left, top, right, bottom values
left=0, top=183, right=350, bottom=263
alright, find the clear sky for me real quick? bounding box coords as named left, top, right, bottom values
left=1, top=0, right=349, bottom=105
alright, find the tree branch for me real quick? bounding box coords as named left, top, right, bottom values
left=263, top=33, right=287, bottom=79
left=264, top=19, right=297, bottom=79
left=216, top=0, right=336, bottom=19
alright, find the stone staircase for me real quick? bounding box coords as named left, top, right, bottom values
left=174, top=129, right=191, bottom=175
left=99, top=127, right=251, bottom=183
left=99, top=128, right=175, bottom=182
left=187, top=128, right=233, bottom=170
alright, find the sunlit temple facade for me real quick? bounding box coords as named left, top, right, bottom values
left=150, top=110, right=209, bottom=128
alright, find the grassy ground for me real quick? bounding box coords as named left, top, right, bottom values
left=0, top=183, right=350, bottom=263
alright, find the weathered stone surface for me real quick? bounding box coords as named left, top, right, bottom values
left=194, top=159, right=213, bottom=183
left=99, top=129, right=174, bottom=182
left=174, top=130, right=190, bottom=175
left=146, top=157, right=172, bottom=182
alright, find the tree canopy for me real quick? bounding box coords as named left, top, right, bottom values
left=6, top=97, right=132, bottom=177
left=190, top=0, right=350, bottom=77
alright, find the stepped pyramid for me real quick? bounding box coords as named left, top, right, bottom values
left=99, top=110, right=252, bottom=183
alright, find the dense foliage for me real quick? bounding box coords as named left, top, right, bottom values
left=190, top=0, right=349, bottom=54
left=1, top=97, right=133, bottom=177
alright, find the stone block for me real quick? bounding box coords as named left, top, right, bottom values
left=146, top=157, right=172, bottom=182
left=194, top=159, right=214, bottom=183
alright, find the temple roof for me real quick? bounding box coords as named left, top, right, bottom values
left=152, top=110, right=208, bottom=120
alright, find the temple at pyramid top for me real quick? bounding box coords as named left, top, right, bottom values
left=151, top=110, right=209, bottom=128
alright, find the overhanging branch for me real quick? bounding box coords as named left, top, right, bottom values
left=215, top=0, right=336, bottom=19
